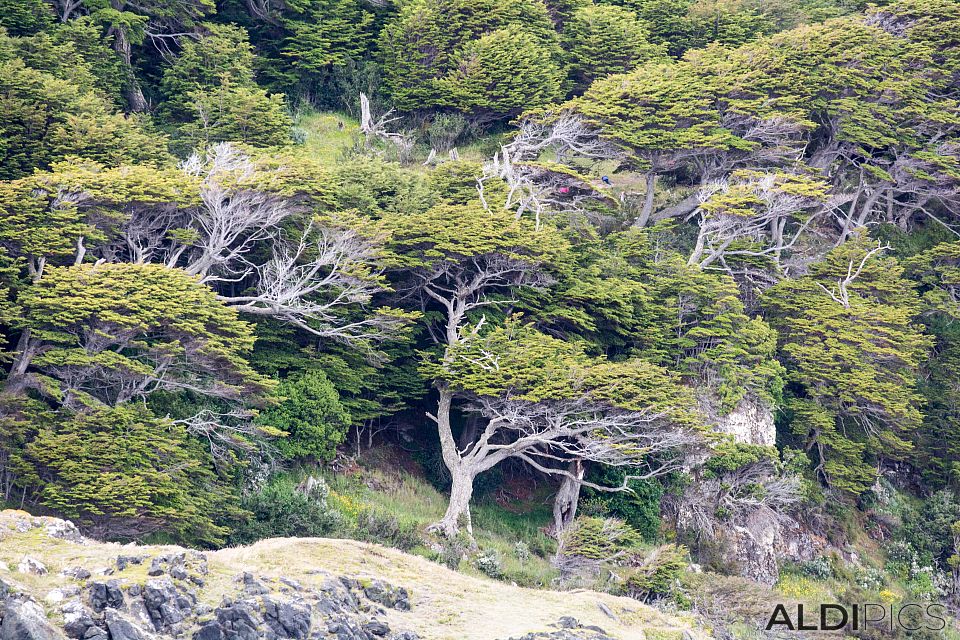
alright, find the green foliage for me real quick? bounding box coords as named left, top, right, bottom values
left=0, top=51, right=169, bottom=179
left=560, top=516, right=643, bottom=560
left=379, top=0, right=563, bottom=117
left=0, top=0, right=53, bottom=36
left=18, top=263, right=271, bottom=407
left=563, top=4, right=665, bottom=90
left=622, top=543, right=689, bottom=602
left=439, top=25, right=565, bottom=119
left=229, top=476, right=342, bottom=544
left=182, top=79, right=292, bottom=147
left=763, top=238, right=932, bottom=494
left=280, top=0, right=375, bottom=79
left=25, top=404, right=231, bottom=544
left=581, top=467, right=665, bottom=541
left=258, top=370, right=351, bottom=462
left=160, top=23, right=258, bottom=121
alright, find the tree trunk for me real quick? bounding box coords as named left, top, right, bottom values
left=634, top=173, right=656, bottom=228
left=429, top=383, right=478, bottom=537
left=112, top=27, right=149, bottom=112
left=4, top=330, right=37, bottom=393
left=552, top=459, right=585, bottom=536
left=434, top=464, right=476, bottom=537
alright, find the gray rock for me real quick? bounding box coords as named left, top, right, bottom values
left=116, top=556, right=146, bottom=572
left=240, top=572, right=270, bottom=596
left=105, top=609, right=155, bottom=640
left=142, top=578, right=194, bottom=632
left=362, top=620, right=390, bottom=636
left=18, top=556, right=48, bottom=576
left=61, top=568, right=91, bottom=582
left=192, top=622, right=224, bottom=640
left=362, top=580, right=410, bottom=611
left=0, top=598, right=66, bottom=640
left=88, top=581, right=124, bottom=613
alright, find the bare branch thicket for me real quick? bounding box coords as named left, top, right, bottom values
left=688, top=172, right=827, bottom=274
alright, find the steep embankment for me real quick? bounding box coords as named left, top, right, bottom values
left=0, top=510, right=704, bottom=640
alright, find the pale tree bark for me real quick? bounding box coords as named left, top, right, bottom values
left=552, top=459, right=585, bottom=535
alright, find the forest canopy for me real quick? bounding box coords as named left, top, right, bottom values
left=2, top=0, right=960, bottom=617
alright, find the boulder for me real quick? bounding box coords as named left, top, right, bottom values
left=18, top=557, right=48, bottom=576
left=88, top=581, right=124, bottom=613
left=0, top=598, right=66, bottom=640
left=105, top=608, right=156, bottom=640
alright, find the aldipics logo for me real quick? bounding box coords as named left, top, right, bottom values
left=765, top=603, right=948, bottom=632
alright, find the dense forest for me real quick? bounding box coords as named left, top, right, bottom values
left=1, top=0, right=960, bottom=632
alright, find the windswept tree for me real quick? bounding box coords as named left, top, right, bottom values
left=762, top=238, right=932, bottom=494
left=422, top=320, right=705, bottom=536
left=562, top=4, right=664, bottom=92
left=13, top=262, right=271, bottom=407
left=384, top=204, right=703, bottom=534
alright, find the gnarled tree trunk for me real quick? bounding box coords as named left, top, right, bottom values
left=552, top=459, right=585, bottom=536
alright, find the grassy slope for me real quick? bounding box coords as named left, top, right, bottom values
left=0, top=510, right=702, bottom=640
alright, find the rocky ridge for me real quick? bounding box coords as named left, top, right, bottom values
left=0, top=511, right=699, bottom=640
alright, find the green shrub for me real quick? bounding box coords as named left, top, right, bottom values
left=623, top=544, right=689, bottom=602
left=258, top=370, right=351, bottom=462
left=796, top=556, right=834, bottom=581
left=352, top=507, right=424, bottom=551
left=560, top=516, right=642, bottom=561
left=474, top=548, right=503, bottom=578
left=229, top=476, right=341, bottom=544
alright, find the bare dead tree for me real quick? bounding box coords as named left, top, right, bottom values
left=359, top=92, right=413, bottom=160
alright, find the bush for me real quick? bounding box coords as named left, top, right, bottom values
left=437, top=533, right=473, bottom=570
left=796, top=556, right=834, bottom=580
left=514, top=541, right=531, bottom=566
left=258, top=370, right=351, bottom=462
left=474, top=548, right=503, bottom=578
left=623, top=544, right=689, bottom=603
left=559, top=517, right=642, bottom=561
left=352, top=507, right=424, bottom=551
left=426, top=113, right=467, bottom=150
left=230, top=476, right=342, bottom=544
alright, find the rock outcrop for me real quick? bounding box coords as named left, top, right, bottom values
left=705, top=395, right=776, bottom=447
left=0, top=510, right=702, bottom=640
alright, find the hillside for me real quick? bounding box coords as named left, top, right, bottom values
left=0, top=510, right=703, bottom=640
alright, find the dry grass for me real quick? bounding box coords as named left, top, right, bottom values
left=0, top=510, right=702, bottom=640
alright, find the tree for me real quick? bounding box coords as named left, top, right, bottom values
left=422, top=320, right=704, bottom=535
left=0, top=0, right=53, bottom=35
left=562, top=4, right=664, bottom=91
left=0, top=53, right=170, bottom=180
left=762, top=238, right=932, bottom=494
left=159, top=22, right=258, bottom=121
left=439, top=25, right=565, bottom=121
left=84, top=0, right=215, bottom=111
left=23, top=404, right=233, bottom=543
left=258, top=370, right=351, bottom=462
left=379, top=0, right=562, bottom=117
left=183, top=79, right=292, bottom=147
left=11, top=262, right=271, bottom=408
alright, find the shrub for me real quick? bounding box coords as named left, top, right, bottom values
left=426, top=113, right=467, bottom=150
left=474, top=548, right=503, bottom=578
left=258, top=370, right=351, bottom=462
left=796, top=556, right=834, bottom=580
left=353, top=507, right=424, bottom=551
left=514, top=541, right=531, bottom=566
left=623, top=544, right=689, bottom=603
left=230, top=476, right=341, bottom=544
left=559, top=517, right=642, bottom=562
left=437, top=532, right=473, bottom=569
